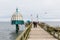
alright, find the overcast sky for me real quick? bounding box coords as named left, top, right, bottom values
left=0, top=0, right=60, bottom=21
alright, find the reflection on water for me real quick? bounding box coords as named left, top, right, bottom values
left=0, top=22, right=25, bottom=40
left=0, top=21, right=60, bottom=40
left=10, top=31, right=23, bottom=40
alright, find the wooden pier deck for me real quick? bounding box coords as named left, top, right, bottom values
left=28, top=25, right=57, bottom=40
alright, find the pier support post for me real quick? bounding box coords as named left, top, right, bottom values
left=16, top=24, right=19, bottom=33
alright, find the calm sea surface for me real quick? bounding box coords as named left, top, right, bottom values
left=0, top=22, right=25, bottom=40
left=0, top=21, right=60, bottom=40
left=44, top=21, right=60, bottom=27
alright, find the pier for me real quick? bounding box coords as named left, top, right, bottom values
left=16, top=23, right=59, bottom=40
left=11, top=9, right=60, bottom=40
left=28, top=24, right=57, bottom=40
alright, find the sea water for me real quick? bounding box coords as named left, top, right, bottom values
left=0, top=21, right=60, bottom=40
left=0, top=22, right=25, bottom=40
left=44, top=21, right=60, bottom=27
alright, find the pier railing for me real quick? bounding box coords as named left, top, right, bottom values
left=39, top=22, right=60, bottom=40
left=16, top=24, right=32, bottom=40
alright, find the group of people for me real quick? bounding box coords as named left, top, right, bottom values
left=33, top=22, right=37, bottom=28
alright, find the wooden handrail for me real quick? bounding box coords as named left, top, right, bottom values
left=16, top=24, right=32, bottom=40
left=39, top=23, right=60, bottom=40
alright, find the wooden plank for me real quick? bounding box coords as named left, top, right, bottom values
left=28, top=25, right=57, bottom=40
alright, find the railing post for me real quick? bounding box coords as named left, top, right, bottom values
left=16, top=24, right=32, bottom=40
left=53, top=31, right=55, bottom=37
left=58, top=31, right=60, bottom=40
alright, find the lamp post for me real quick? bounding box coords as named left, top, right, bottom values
left=37, top=14, right=38, bottom=22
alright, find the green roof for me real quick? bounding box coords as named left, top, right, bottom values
left=11, top=20, right=24, bottom=24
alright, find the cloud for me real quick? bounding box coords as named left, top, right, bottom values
left=0, top=0, right=60, bottom=21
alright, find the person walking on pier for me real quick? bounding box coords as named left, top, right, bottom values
left=33, top=22, right=37, bottom=28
